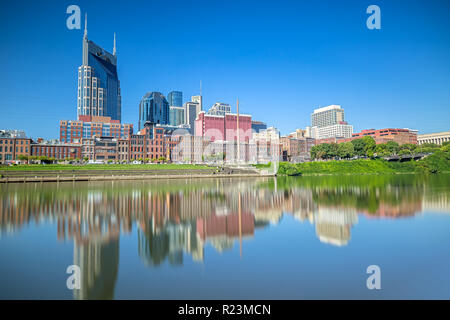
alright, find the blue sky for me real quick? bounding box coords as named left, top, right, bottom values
left=0, top=0, right=449, bottom=139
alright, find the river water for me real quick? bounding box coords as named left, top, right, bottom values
left=0, top=174, right=449, bottom=299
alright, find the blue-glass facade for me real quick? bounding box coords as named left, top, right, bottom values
left=167, top=91, right=183, bottom=107
left=169, top=106, right=185, bottom=126
left=139, top=92, right=170, bottom=130
left=77, top=22, right=121, bottom=121
left=252, top=121, right=267, bottom=133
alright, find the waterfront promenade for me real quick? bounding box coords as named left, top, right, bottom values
left=0, top=164, right=265, bottom=183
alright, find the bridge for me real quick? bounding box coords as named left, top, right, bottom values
left=384, top=153, right=430, bottom=162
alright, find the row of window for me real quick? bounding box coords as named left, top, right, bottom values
left=130, top=147, right=163, bottom=153
left=33, top=147, right=77, bottom=153
left=0, top=154, right=13, bottom=160
left=0, top=139, right=27, bottom=145
left=0, top=146, right=31, bottom=153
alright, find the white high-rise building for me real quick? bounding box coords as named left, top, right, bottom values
left=311, top=105, right=345, bottom=128
left=307, top=105, right=353, bottom=139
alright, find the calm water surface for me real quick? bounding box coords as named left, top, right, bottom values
left=0, top=174, right=449, bottom=299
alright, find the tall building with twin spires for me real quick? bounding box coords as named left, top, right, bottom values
left=77, top=15, right=122, bottom=122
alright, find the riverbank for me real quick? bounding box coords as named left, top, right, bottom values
left=0, top=163, right=211, bottom=171
left=0, top=164, right=266, bottom=183
left=277, top=149, right=450, bottom=176
left=0, top=173, right=266, bottom=184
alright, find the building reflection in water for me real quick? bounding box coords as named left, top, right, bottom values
left=0, top=175, right=449, bottom=298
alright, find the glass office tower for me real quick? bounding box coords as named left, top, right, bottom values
left=169, top=106, right=185, bottom=126
left=139, top=92, right=170, bottom=130
left=77, top=17, right=122, bottom=121
left=167, top=91, right=183, bottom=107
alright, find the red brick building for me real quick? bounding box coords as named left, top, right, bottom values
left=315, top=128, right=418, bottom=146
left=195, top=111, right=252, bottom=142
left=60, top=115, right=133, bottom=143
left=352, top=128, right=417, bottom=145
left=129, top=125, right=165, bottom=161
left=31, top=143, right=82, bottom=160
left=0, top=137, right=32, bottom=164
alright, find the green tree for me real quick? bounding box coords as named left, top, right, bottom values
left=311, top=144, right=331, bottom=160
left=400, top=143, right=418, bottom=155
left=374, top=144, right=390, bottom=157
left=351, top=138, right=366, bottom=157
left=362, top=136, right=376, bottom=158
left=338, top=142, right=355, bottom=159
left=385, top=141, right=400, bottom=155
left=328, top=143, right=339, bottom=159
left=17, top=154, right=29, bottom=162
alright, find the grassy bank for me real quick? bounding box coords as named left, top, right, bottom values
left=277, top=149, right=450, bottom=176
left=0, top=163, right=213, bottom=171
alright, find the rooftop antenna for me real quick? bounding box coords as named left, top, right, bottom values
left=84, top=13, right=88, bottom=39
left=113, top=32, right=116, bottom=56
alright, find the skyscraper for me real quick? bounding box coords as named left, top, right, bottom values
left=169, top=106, right=185, bottom=126
left=191, top=80, right=203, bottom=113
left=168, top=91, right=183, bottom=107
left=184, top=101, right=199, bottom=134
left=191, top=95, right=202, bottom=114
left=77, top=15, right=122, bottom=122
left=138, top=92, right=170, bottom=130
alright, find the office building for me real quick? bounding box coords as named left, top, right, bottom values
left=169, top=106, right=185, bottom=126
left=315, top=128, right=419, bottom=145
left=310, top=124, right=353, bottom=140
left=307, top=105, right=353, bottom=140
left=353, top=128, right=418, bottom=145
left=251, top=121, right=267, bottom=133
left=138, top=92, right=170, bottom=130
left=60, top=116, right=133, bottom=143
left=184, top=101, right=200, bottom=134
left=168, top=91, right=183, bottom=107
left=77, top=16, right=121, bottom=121
left=311, top=105, right=346, bottom=128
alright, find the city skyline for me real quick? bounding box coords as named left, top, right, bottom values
left=1, top=0, right=450, bottom=140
